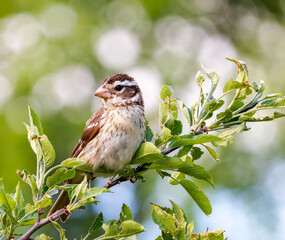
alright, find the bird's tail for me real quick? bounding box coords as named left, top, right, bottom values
left=47, top=190, right=70, bottom=222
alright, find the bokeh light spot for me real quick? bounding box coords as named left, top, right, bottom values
left=94, top=28, right=141, bottom=69
left=41, top=4, right=77, bottom=39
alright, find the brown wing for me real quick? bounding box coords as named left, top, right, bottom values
left=71, top=107, right=104, bottom=158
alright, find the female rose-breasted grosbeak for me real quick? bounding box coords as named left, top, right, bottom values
left=48, top=74, right=146, bottom=221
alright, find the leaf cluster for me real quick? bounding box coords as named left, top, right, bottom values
left=152, top=200, right=227, bottom=240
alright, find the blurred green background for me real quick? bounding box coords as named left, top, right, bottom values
left=0, top=0, right=285, bottom=239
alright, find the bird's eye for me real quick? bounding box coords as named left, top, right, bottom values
left=115, top=85, right=124, bottom=91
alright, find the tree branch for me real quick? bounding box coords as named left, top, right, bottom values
left=18, top=209, right=69, bottom=240
left=104, top=147, right=179, bottom=188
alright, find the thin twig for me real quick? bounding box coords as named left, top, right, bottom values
left=103, top=147, right=179, bottom=188
left=18, top=209, right=69, bottom=240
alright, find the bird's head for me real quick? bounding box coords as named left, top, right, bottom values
left=94, top=73, right=144, bottom=107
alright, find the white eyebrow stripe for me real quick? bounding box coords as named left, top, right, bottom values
left=114, top=80, right=137, bottom=87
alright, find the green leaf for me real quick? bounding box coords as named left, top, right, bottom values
left=170, top=135, right=222, bottom=147
left=83, top=187, right=111, bottom=198
left=151, top=204, right=176, bottom=234
left=216, top=109, right=233, bottom=123
left=52, top=221, right=67, bottom=240
left=179, top=179, right=212, bottom=215
left=17, top=170, right=39, bottom=198
left=212, top=123, right=245, bottom=147
left=68, top=177, right=88, bottom=209
left=170, top=200, right=187, bottom=228
left=61, top=158, right=94, bottom=172
left=258, top=97, right=285, bottom=109
left=177, top=145, right=192, bottom=157
left=146, top=121, right=154, bottom=142
left=24, top=123, right=42, bottom=161
left=203, top=145, right=220, bottom=162
left=187, top=220, right=194, bottom=235
left=226, top=58, right=248, bottom=83
left=131, top=142, right=163, bottom=164
left=190, top=147, right=204, bottom=160
left=177, top=164, right=214, bottom=187
left=223, top=79, right=247, bottom=93
left=35, top=234, right=53, bottom=240
left=160, top=85, right=173, bottom=101
left=239, top=111, right=285, bottom=122
left=205, top=100, right=224, bottom=113
left=168, top=172, right=185, bottom=185
left=101, top=220, right=145, bottom=239
left=28, top=105, right=43, bottom=135
left=196, top=71, right=205, bottom=88
left=46, top=168, right=76, bottom=188
left=120, top=204, right=133, bottom=222
left=159, top=102, right=169, bottom=124
left=161, top=127, right=172, bottom=142
left=165, top=119, right=183, bottom=135
left=89, top=212, right=104, bottom=233
left=177, top=99, right=194, bottom=127
left=25, top=194, right=52, bottom=214
left=0, top=179, right=16, bottom=221
left=119, top=220, right=145, bottom=236
left=230, top=100, right=244, bottom=111
left=14, top=182, right=24, bottom=218
left=39, top=134, right=55, bottom=167
left=150, top=157, right=185, bottom=170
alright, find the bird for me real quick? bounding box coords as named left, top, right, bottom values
left=48, top=73, right=146, bottom=221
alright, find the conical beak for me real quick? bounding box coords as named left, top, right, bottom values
left=94, top=85, right=111, bottom=99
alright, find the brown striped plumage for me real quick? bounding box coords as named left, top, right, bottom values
left=48, top=74, right=145, bottom=221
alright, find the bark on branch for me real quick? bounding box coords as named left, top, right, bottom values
left=18, top=209, right=69, bottom=240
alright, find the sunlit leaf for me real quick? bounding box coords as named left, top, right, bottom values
left=170, top=200, right=187, bottom=228
left=226, top=58, right=248, bottom=83
left=0, top=179, right=16, bottom=221
left=202, top=145, right=220, bottom=162
left=151, top=204, right=176, bottom=234
left=196, top=71, right=205, bottom=88
left=35, top=234, right=53, bottom=240
left=223, top=79, right=248, bottom=93
left=159, top=102, right=169, bottom=124
left=179, top=179, right=212, bottom=215
left=17, top=170, right=39, bottom=198
left=28, top=105, right=43, bottom=135
left=61, top=158, right=94, bottom=172
left=160, top=85, right=173, bottom=101
left=177, top=164, right=214, bottom=187
left=168, top=172, right=185, bottom=185
left=177, top=99, right=194, bottom=127
left=170, top=135, right=221, bottom=147
left=39, top=134, right=55, bottom=167
left=101, top=220, right=145, bottom=239
left=212, top=123, right=245, bottom=147
left=131, top=142, right=163, bottom=164
left=120, top=204, right=133, bottom=222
